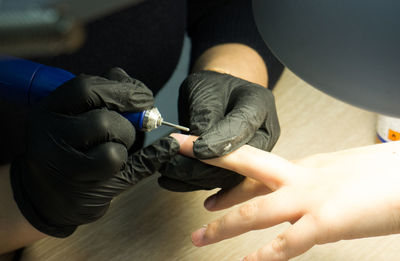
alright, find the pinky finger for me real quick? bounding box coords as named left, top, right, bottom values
left=244, top=215, right=318, bottom=261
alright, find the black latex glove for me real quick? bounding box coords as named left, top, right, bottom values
left=10, top=68, right=179, bottom=237
left=159, top=70, right=280, bottom=192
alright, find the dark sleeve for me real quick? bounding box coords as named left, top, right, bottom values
left=187, top=0, right=284, bottom=89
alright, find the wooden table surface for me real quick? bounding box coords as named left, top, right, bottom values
left=19, top=69, right=400, bottom=261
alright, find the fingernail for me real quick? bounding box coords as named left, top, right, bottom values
left=170, top=133, right=189, bottom=145
left=204, top=194, right=217, bottom=209
left=170, top=134, right=199, bottom=157
left=191, top=227, right=207, bottom=246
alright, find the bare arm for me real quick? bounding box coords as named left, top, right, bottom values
left=192, top=43, right=269, bottom=87
left=187, top=0, right=284, bottom=89
left=0, top=164, right=46, bottom=255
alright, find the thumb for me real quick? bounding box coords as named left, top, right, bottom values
left=123, top=136, right=180, bottom=183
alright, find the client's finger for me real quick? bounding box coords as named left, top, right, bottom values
left=170, top=133, right=198, bottom=157
left=244, top=215, right=318, bottom=261
left=170, top=133, right=296, bottom=189
left=204, top=178, right=271, bottom=211
left=192, top=190, right=301, bottom=247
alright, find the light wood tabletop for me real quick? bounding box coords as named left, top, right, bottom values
left=19, top=69, right=400, bottom=261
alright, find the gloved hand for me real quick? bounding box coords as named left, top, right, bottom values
left=10, top=68, right=180, bottom=237
left=158, top=70, right=280, bottom=192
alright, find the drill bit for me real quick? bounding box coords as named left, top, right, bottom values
left=162, top=121, right=190, bottom=132
left=141, top=107, right=190, bottom=132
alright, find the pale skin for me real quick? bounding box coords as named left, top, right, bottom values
left=0, top=43, right=268, bottom=258
left=192, top=43, right=269, bottom=87
left=171, top=133, right=400, bottom=261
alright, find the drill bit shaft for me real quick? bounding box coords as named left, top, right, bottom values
left=162, top=121, right=190, bottom=132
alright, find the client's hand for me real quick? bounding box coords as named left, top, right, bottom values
left=172, top=134, right=400, bottom=261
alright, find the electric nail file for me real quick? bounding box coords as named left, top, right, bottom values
left=0, top=56, right=189, bottom=132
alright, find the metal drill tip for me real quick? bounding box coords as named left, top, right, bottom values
left=162, top=121, right=190, bottom=132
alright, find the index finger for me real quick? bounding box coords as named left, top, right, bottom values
left=170, top=134, right=294, bottom=189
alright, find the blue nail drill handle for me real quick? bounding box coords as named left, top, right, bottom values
left=0, top=56, right=145, bottom=130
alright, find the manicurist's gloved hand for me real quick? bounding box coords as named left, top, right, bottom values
left=158, top=70, right=280, bottom=192
left=10, top=68, right=180, bottom=238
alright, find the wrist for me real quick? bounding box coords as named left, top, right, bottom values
left=192, top=43, right=268, bottom=87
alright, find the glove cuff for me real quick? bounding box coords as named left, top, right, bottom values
left=10, top=158, right=76, bottom=238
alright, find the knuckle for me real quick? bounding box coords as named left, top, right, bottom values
left=205, top=220, right=221, bottom=239
left=99, top=144, right=127, bottom=172
left=109, top=149, right=126, bottom=168
left=72, top=75, right=94, bottom=98
left=92, top=110, right=114, bottom=130
left=268, top=235, right=288, bottom=260
left=238, top=202, right=258, bottom=222
left=261, top=86, right=274, bottom=99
